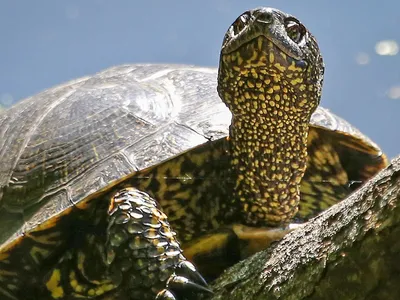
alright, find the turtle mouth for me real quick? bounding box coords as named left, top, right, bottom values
left=220, top=35, right=308, bottom=74
left=222, top=32, right=305, bottom=63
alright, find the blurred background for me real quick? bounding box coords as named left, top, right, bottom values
left=0, top=0, right=399, bottom=158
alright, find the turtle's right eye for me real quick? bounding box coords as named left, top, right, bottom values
left=232, top=13, right=250, bottom=34
left=285, top=18, right=306, bottom=44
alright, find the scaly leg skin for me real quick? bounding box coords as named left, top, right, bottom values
left=44, top=187, right=211, bottom=299
left=107, top=188, right=211, bottom=299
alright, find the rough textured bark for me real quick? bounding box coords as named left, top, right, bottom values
left=210, top=155, right=400, bottom=300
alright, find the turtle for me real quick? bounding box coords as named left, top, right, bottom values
left=0, top=7, right=387, bottom=300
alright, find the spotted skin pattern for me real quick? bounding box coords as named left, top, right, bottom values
left=133, top=139, right=231, bottom=243
left=218, top=9, right=324, bottom=226
left=0, top=7, right=388, bottom=300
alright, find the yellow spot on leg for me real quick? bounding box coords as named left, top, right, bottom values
left=46, top=269, right=64, bottom=299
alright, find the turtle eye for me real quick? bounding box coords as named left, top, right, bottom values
left=285, top=19, right=305, bottom=44
left=233, top=12, right=250, bottom=34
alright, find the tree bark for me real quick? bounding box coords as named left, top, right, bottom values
left=210, top=155, right=400, bottom=300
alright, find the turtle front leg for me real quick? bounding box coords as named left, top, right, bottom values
left=106, top=187, right=211, bottom=299
left=42, top=188, right=210, bottom=299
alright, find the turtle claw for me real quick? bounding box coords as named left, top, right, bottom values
left=156, top=289, right=176, bottom=300
left=156, top=261, right=212, bottom=300
left=167, top=274, right=212, bottom=294
left=174, top=261, right=208, bottom=288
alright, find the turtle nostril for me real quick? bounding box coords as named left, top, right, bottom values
left=254, top=11, right=273, bottom=25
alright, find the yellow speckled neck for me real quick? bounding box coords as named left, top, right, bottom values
left=219, top=30, right=322, bottom=226
left=229, top=107, right=309, bottom=226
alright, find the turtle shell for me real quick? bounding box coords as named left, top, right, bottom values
left=0, top=64, right=387, bottom=247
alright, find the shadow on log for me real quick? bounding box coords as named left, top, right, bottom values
left=210, top=155, right=400, bottom=300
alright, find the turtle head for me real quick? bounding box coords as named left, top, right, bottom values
left=217, top=8, right=325, bottom=226
left=218, top=7, right=324, bottom=120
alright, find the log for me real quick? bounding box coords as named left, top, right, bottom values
left=210, top=155, right=400, bottom=300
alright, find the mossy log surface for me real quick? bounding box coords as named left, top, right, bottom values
left=210, top=155, right=400, bottom=300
